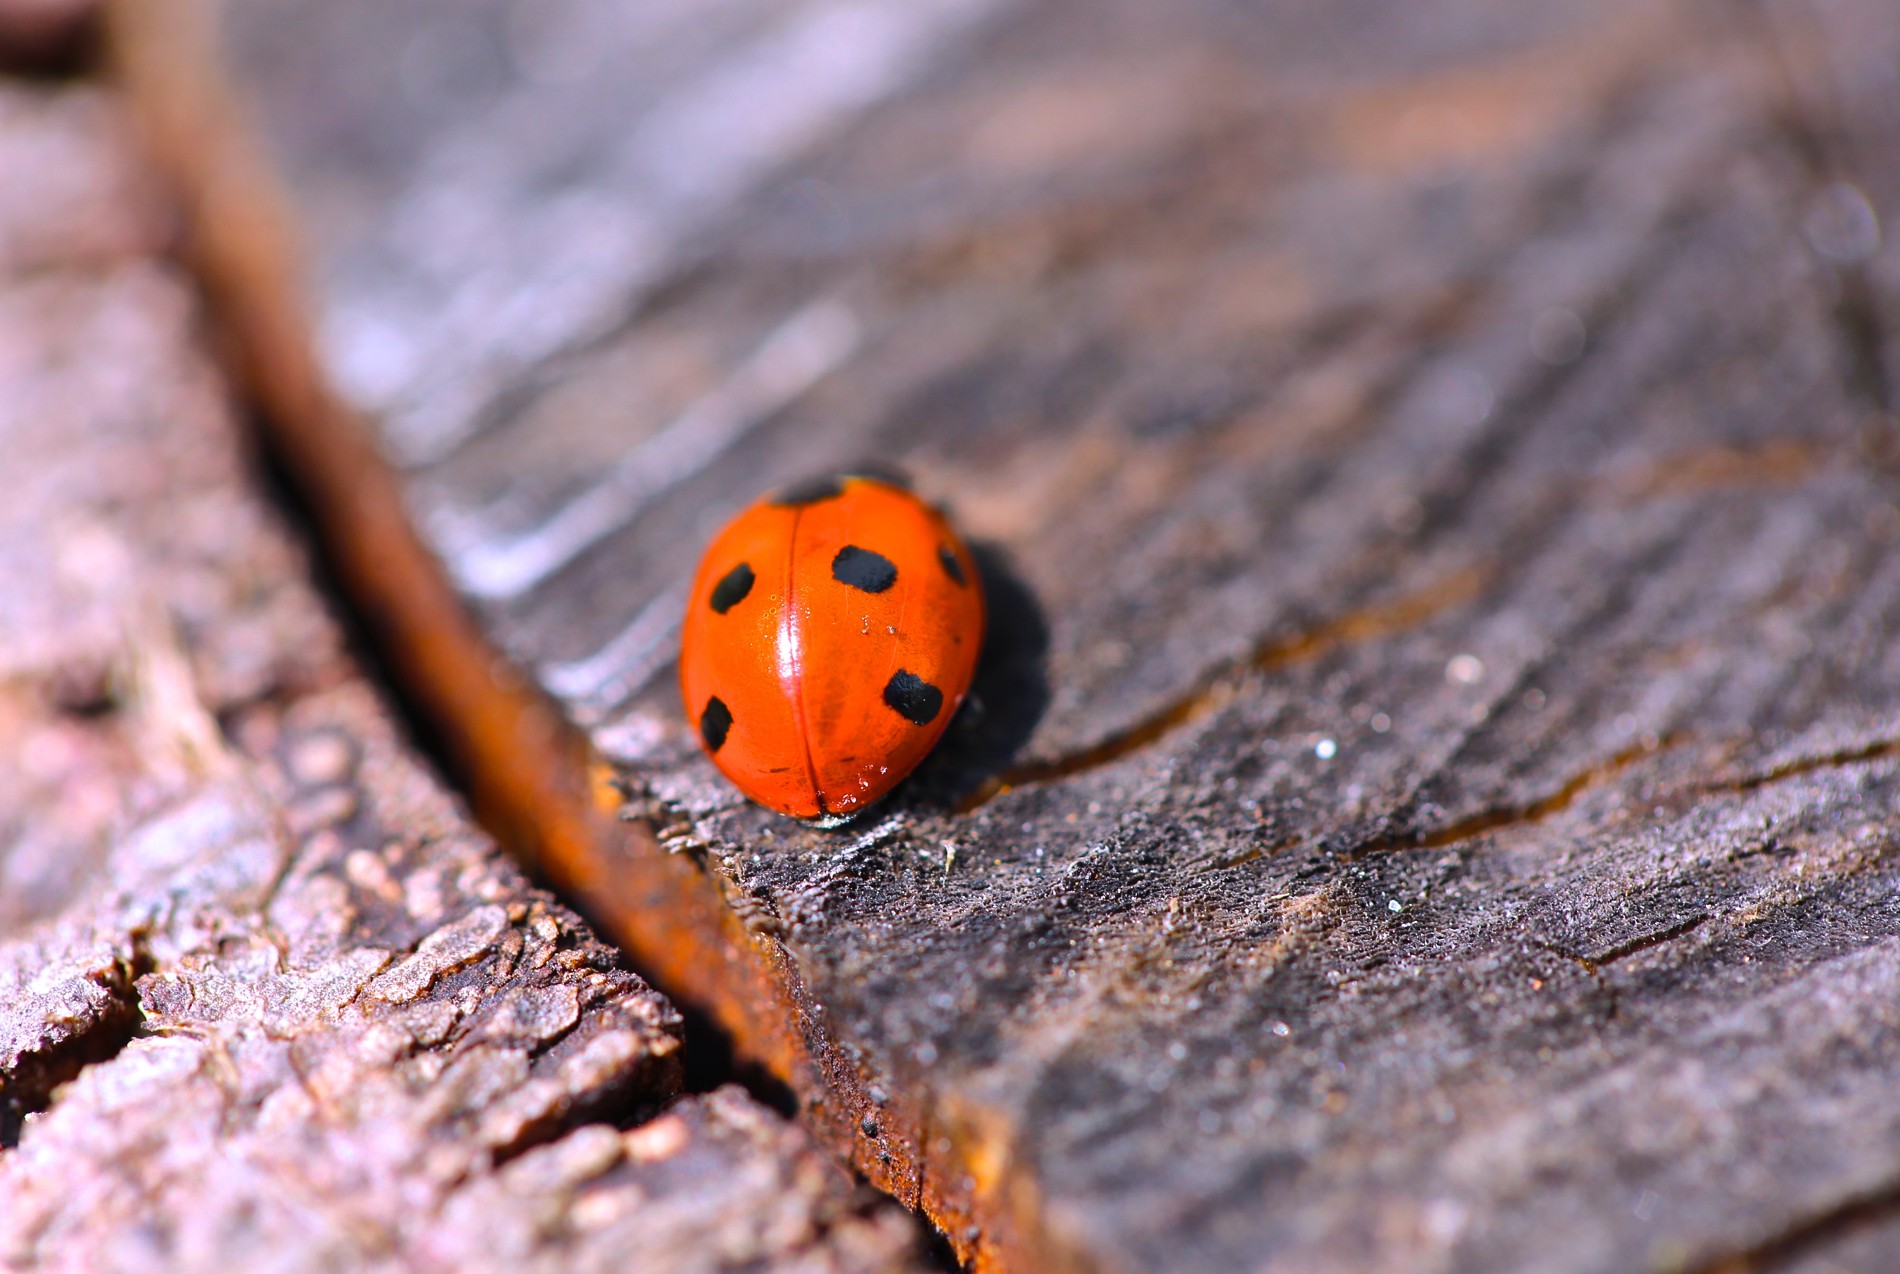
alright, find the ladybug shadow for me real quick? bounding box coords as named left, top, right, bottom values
left=892, top=540, right=1049, bottom=818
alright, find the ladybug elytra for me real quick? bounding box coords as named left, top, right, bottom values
left=679, top=472, right=985, bottom=825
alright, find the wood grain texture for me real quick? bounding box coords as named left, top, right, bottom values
left=0, top=73, right=925, bottom=1274
left=163, top=0, right=1900, bottom=1269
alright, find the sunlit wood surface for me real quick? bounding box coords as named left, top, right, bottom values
left=112, top=0, right=1900, bottom=1268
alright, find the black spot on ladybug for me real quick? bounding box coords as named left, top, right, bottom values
left=700, top=696, right=733, bottom=752
left=772, top=474, right=845, bottom=506
left=883, top=670, right=943, bottom=726
left=833, top=545, right=897, bottom=593
left=937, top=545, right=966, bottom=586
left=709, top=562, right=755, bottom=613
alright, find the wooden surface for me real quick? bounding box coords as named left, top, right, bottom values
left=0, top=60, right=926, bottom=1273
left=118, top=0, right=1900, bottom=1270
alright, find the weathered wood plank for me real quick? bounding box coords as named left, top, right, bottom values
left=0, top=73, right=924, bottom=1272
left=138, top=0, right=1900, bottom=1269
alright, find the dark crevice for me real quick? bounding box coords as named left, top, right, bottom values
left=673, top=1003, right=798, bottom=1113
left=1690, top=1178, right=1900, bottom=1274
left=1539, top=914, right=1711, bottom=977
left=236, top=376, right=795, bottom=1107
left=1835, top=271, right=1897, bottom=420
left=1529, top=939, right=1622, bottom=1019
left=483, top=1062, right=682, bottom=1171
left=1350, top=726, right=1900, bottom=866
left=899, top=1099, right=966, bottom=1273
left=1352, top=722, right=1900, bottom=868
left=0, top=935, right=151, bottom=1149
left=957, top=566, right=1492, bottom=812
left=246, top=393, right=956, bottom=1246
left=914, top=1221, right=965, bottom=1273
left=241, top=410, right=802, bottom=1126
left=240, top=421, right=457, bottom=778
left=1706, top=735, right=1900, bottom=795
left=1586, top=914, right=1710, bottom=968
left=1348, top=737, right=1673, bottom=860
left=1523, top=917, right=1710, bottom=1026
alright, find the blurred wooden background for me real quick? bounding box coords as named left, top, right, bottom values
left=5, top=0, right=1900, bottom=1270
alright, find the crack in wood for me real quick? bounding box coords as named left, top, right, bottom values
left=0, top=935, right=152, bottom=1149
left=1689, top=1175, right=1900, bottom=1273
left=103, top=0, right=823, bottom=1169
left=1348, top=727, right=1900, bottom=868
left=1707, top=735, right=1900, bottom=795
left=957, top=566, right=1494, bottom=812
left=1542, top=914, right=1712, bottom=975
left=1348, top=737, right=1674, bottom=860
left=1524, top=916, right=1710, bottom=1028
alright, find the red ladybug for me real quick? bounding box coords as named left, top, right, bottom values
left=680, top=472, right=985, bottom=824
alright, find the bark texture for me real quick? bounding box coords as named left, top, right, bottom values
left=0, top=69, right=923, bottom=1274
left=118, top=0, right=1900, bottom=1271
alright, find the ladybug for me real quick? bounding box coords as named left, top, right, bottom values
left=679, top=471, right=985, bottom=825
